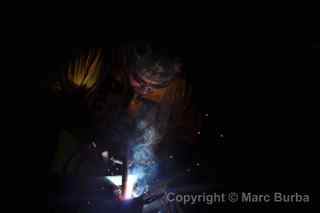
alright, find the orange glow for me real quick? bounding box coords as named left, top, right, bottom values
left=66, top=49, right=103, bottom=92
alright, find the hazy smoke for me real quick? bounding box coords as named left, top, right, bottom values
left=126, top=121, right=158, bottom=198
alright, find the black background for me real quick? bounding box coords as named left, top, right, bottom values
left=9, top=20, right=312, bottom=210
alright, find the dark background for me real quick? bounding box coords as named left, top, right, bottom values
left=17, top=33, right=310, bottom=210
left=312, top=43, right=320, bottom=48
left=36, top=44, right=309, bottom=188
left=37, top=43, right=228, bottom=180
left=0, top=6, right=310, bottom=209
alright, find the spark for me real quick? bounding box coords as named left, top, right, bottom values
left=92, top=142, right=96, bottom=148
left=101, top=151, right=108, bottom=159
left=110, top=156, right=123, bottom=165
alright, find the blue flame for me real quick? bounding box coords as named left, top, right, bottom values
left=125, top=123, right=158, bottom=198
